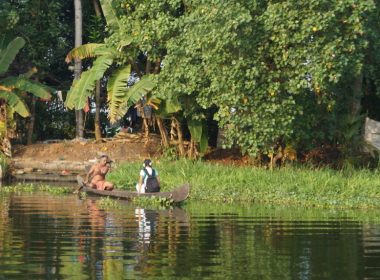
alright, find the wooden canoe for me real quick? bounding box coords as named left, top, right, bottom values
left=76, top=176, right=190, bottom=203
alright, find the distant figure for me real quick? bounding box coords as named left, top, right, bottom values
left=136, top=159, right=160, bottom=193
left=85, top=155, right=114, bottom=191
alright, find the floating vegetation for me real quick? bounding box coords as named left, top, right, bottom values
left=97, top=196, right=123, bottom=209
left=132, top=196, right=175, bottom=207
left=0, top=184, right=35, bottom=193
left=37, top=185, right=72, bottom=195
left=79, top=192, right=87, bottom=199
left=0, top=183, right=72, bottom=195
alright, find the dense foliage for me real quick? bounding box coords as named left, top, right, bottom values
left=2, top=0, right=380, bottom=161
left=84, top=0, right=380, bottom=159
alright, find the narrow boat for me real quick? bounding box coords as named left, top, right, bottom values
left=76, top=176, right=190, bottom=203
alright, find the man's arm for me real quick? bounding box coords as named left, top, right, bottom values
left=85, top=166, right=95, bottom=183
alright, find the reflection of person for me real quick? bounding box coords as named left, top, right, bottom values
left=85, top=155, right=114, bottom=191
left=135, top=208, right=151, bottom=243
left=136, top=159, right=160, bottom=193
left=135, top=207, right=158, bottom=244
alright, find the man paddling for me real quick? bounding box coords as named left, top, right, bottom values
left=85, top=155, right=114, bottom=191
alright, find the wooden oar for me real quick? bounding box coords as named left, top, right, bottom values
left=73, top=175, right=86, bottom=194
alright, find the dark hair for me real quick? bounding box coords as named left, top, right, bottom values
left=143, top=159, right=152, bottom=167
left=100, top=154, right=113, bottom=163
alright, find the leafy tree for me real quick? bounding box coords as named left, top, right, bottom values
left=155, top=0, right=379, bottom=157
left=0, top=36, right=51, bottom=155
left=0, top=0, right=77, bottom=143
left=66, top=0, right=380, bottom=161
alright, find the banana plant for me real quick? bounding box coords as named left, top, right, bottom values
left=0, top=36, right=51, bottom=118
left=65, top=0, right=155, bottom=124
left=65, top=42, right=155, bottom=123
left=0, top=36, right=52, bottom=156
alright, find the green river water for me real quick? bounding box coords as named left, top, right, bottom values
left=0, top=191, right=380, bottom=279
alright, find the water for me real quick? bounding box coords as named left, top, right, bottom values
left=1, top=192, right=380, bottom=279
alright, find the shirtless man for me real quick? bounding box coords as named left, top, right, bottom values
left=85, top=155, right=114, bottom=191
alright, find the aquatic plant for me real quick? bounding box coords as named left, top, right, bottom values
left=131, top=196, right=175, bottom=207
left=79, top=192, right=87, bottom=199
left=37, top=185, right=72, bottom=195
left=0, top=183, right=72, bottom=195
left=97, top=196, right=123, bottom=209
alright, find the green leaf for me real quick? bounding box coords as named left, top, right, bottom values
left=0, top=90, right=30, bottom=117
left=65, top=43, right=106, bottom=63
left=107, top=65, right=131, bottom=121
left=108, top=75, right=155, bottom=123
left=200, top=123, right=209, bottom=153
left=117, top=37, right=133, bottom=50
left=1, top=77, right=52, bottom=99
left=125, top=75, right=155, bottom=104
left=155, top=98, right=182, bottom=117
left=99, top=0, right=123, bottom=31
left=65, top=55, right=113, bottom=110
left=0, top=37, right=25, bottom=75
left=188, top=119, right=203, bottom=142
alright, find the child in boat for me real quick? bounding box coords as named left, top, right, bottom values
left=136, top=159, right=160, bottom=193
left=85, top=155, right=114, bottom=191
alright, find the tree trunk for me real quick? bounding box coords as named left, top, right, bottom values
left=0, top=103, right=11, bottom=157
left=351, top=73, right=363, bottom=117
left=143, top=118, right=149, bottom=146
left=156, top=117, right=169, bottom=148
left=173, top=117, right=185, bottom=156
left=92, top=0, right=102, bottom=140
left=188, top=139, right=197, bottom=159
left=26, top=97, right=36, bottom=145
left=216, top=127, right=225, bottom=148
left=74, top=0, right=84, bottom=138
left=92, top=0, right=102, bottom=16
left=94, top=80, right=102, bottom=140
left=145, top=58, right=151, bottom=74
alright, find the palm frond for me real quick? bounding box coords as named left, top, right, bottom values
left=125, top=75, right=155, bottom=104
left=65, top=43, right=106, bottom=63
left=99, top=0, right=123, bottom=31
left=0, top=85, right=13, bottom=92
left=65, top=55, right=113, bottom=110
left=108, top=75, right=155, bottom=123
left=0, top=90, right=30, bottom=117
left=0, top=37, right=25, bottom=75
left=1, top=76, right=52, bottom=99
left=107, top=64, right=131, bottom=109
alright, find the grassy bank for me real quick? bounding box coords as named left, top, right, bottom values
left=108, top=159, right=380, bottom=209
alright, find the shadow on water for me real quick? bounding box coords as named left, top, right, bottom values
left=0, top=190, right=380, bottom=279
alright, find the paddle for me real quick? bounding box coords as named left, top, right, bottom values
left=73, top=175, right=86, bottom=194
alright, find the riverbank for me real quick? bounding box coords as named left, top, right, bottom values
left=108, top=159, right=380, bottom=209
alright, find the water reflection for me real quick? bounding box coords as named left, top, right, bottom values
left=0, top=192, right=380, bottom=279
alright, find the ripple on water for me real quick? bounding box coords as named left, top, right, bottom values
left=0, top=192, right=380, bottom=279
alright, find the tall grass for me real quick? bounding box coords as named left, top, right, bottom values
left=108, top=159, right=380, bottom=209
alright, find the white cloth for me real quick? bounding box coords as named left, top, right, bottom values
left=136, top=182, right=145, bottom=193
left=136, top=167, right=158, bottom=193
